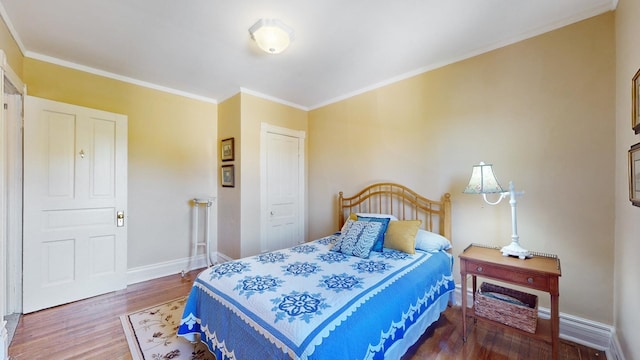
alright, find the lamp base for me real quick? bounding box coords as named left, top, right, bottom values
left=501, top=242, right=531, bottom=259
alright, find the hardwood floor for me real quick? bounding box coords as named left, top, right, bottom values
left=9, top=270, right=200, bottom=360
left=9, top=270, right=606, bottom=360
left=403, top=308, right=606, bottom=360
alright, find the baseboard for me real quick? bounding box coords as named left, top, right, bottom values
left=607, top=329, right=626, bottom=360
left=454, top=285, right=615, bottom=354
left=126, top=253, right=218, bottom=285
left=216, top=252, right=233, bottom=263
left=539, top=307, right=612, bottom=351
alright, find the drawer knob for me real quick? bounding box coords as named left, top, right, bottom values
left=527, top=277, right=534, bottom=283
left=476, top=266, right=483, bottom=272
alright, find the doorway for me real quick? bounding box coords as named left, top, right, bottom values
left=0, top=51, right=24, bottom=355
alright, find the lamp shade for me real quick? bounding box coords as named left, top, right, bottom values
left=463, top=162, right=504, bottom=194
left=249, top=19, right=293, bottom=54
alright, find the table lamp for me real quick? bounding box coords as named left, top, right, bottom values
left=463, top=162, right=530, bottom=259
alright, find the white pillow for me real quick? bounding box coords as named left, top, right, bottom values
left=355, top=213, right=399, bottom=221
left=414, top=229, right=452, bottom=252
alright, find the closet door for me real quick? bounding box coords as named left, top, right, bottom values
left=23, top=96, right=128, bottom=313
left=261, top=124, right=305, bottom=253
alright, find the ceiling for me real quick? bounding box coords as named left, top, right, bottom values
left=0, top=0, right=616, bottom=109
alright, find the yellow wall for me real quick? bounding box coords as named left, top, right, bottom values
left=0, top=16, right=22, bottom=77
left=217, top=92, right=308, bottom=259
left=309, top=13, right=615, bottom=323
left=217, top=94, right=241, bottom=259
left=614, top=0, right=640, bottom=358
left=23, top=58, right=218, bottom=269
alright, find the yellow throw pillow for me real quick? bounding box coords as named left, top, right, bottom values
left=349, top=213, right=358, bottom=221
left=384, top=220, right=422, bottom=254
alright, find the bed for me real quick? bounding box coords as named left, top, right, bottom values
left=178, top=183, right=454, bottom=359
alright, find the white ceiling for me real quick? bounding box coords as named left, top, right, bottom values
left=0, top=0, right=617, bottom=109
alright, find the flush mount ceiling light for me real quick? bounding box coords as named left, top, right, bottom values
left=249, top=19, right=294, bottom=54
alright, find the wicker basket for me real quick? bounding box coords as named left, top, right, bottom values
left=475, top=282, right=538, bottom=333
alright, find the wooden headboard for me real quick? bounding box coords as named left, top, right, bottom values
left=338, top=183, right=452, bottom=240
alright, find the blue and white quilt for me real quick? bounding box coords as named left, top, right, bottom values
left=177, top=234, right=455, bottom=360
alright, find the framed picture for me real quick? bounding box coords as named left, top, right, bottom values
left=221, top=137, right=234, bottom=162
left=632, top=69, right=640, bottom=134
left=221, top=164, right=234, bottom=187
left=630, top=143, right=640, bottom=207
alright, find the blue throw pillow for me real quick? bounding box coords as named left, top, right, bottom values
left=331, top=220, right=383, bottom=258
left=357, top=216, right=390, bottom=252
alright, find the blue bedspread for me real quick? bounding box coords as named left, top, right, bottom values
left=177, top=234, right=455, bottom=360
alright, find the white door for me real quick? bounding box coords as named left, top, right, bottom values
left=261, top=124, right=305, bottom=253
left=23, top=96, right=127, bottom=313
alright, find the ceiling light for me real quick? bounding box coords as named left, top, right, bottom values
left=249, top=19, right=294, bottom=54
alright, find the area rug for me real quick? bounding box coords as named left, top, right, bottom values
left=120, top=297, right=215, bottom=360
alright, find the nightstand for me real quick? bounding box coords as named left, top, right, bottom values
left=459, top=244, right=562, bottom=360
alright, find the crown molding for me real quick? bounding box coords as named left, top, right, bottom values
left=27, top=52, right=217, bottom=104
left=240, top=87, right=308, bottom=111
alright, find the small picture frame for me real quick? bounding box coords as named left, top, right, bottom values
left=221, top=164, right=234, bottom=188
left=629, top=142, right=640, bottom=207
left=632, top=69, right=640, bottom=134
left=221, top=137, right=234, bottom=162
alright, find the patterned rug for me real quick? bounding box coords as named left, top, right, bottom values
left=120, top=297, right=215, bottom=360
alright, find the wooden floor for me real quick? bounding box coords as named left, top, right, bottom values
left=402, top=309, right=606, bottom=360
left=9, top=270, right=606, bottom=360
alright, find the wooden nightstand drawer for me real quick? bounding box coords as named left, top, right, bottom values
left=466, top=260, right=549, bottom=291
